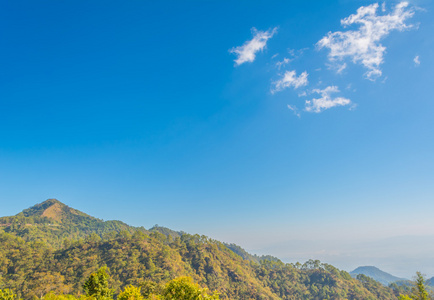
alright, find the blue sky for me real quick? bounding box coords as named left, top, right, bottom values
left=1, top=0, right=433, bottom=277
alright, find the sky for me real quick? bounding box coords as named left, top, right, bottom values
left=1, top=0, right=433, bottom=278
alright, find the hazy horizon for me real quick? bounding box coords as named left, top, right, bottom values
left=3, top=198, right=434, bottom=279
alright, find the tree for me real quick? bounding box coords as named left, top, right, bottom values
left=42, top=291, right=78, bottom=300
left=83, top=267, right=113, bottom=300
left=0, top=289, right=16, bottom=300
left=118, top=285, right=143, bottom=300
left=414, top=272, right=429, bottom=300
left=163, top=277, right=219, bottom=300
left=398, top=272, right=430, bottom=300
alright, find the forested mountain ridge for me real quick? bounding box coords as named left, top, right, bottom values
left=224, top=243, right=281, bottom=264
left=0, top=199, right=283, bottom=265
left=0, top=199, right=142, bottom=248
left=20, top=198, right=90, bottom=220
left=0, top=200, right=401, bottom=299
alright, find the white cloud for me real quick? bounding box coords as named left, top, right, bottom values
left=288, top=47, right=309, bottom=58
left=287, top=105, right=300, bottom=117
left=230, top=27, right=278, bottom=66
left=275, top=57, right=291, bottom=69
left=336, top=63, right=347, bottom=74
left=271, top=70, right=309, bottom=93
left=317, top=2, right=415, bottom=80
left=298, top=91, right=307, bottom=97
left=414, top=55, right=420, bottom=66
left=305, top=86, right=351, bottom=113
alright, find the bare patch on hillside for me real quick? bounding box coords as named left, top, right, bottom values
left=42, top=203, right=64, bottom=223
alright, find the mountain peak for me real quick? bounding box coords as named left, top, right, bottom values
left=350, top=266, right=406, bottom=285
left=352, top=266, right=381, bottom=272
left=43, top=198, right=63, bottom=205
left=20, top=199, right=88, bottom=223
left=22, top=198, right=63, bottom=214
left=1, top=199, right=137, bottom=248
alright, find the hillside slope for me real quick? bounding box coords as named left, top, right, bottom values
left=0, top=200, right=400, bottom=299
left=0, top=199, right=143, bottom=248
left=0, top=230, right=400, bottom=300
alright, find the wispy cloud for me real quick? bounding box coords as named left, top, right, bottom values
left=288, top=48, right=309, bottom=59
left=230, top=27, right=278, bottom=66
left=275, top=57, right=291, bottom=69
left=336, top=63, right=347, bottom=74
left=271, top=70, right=309, bottom=93
left=317, top=2, right=415, bottom=80
left=287, top=105, right=301, bottom=118
left=305, top=86, right=351, bottom=113
left=414, top=55, right=420, bottom=66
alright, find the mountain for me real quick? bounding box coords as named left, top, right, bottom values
left=20, top=198, right=88, bottom=221
left=0, top=199, right=285, bottom=264
left=350, top=266, right=406, bottom=286
left=426, top=276, right=434, bottom=287
left=0, top=199, right=143, bottom=248
left=0, top=200, right=401, bottom=299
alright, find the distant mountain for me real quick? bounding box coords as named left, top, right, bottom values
left=350, top=266, right=406, bottom=285
left=426, top=276, right=434, bottom=287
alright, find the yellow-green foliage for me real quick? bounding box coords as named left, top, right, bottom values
left=0, top=289, right=16, bottom=300
left=396, top=272, right=432, bottom=300
left=83, top=267, right=113, bottom=300
left=118, top=285, right=143, bottom=300
left=42, top=291, right=79, bottom=300
left=0, top=230, right=399, bottom=300
left=162, top=277, right=219, bottom=300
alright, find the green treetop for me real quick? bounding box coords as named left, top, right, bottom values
left=83, top=267, right=114, bottom=300
left=163, top=277, right=219, bottom=300
left=0, top=289, right=16, bottom=300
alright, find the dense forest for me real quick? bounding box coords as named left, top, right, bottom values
left=0, top=200, right=429, bottom=299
